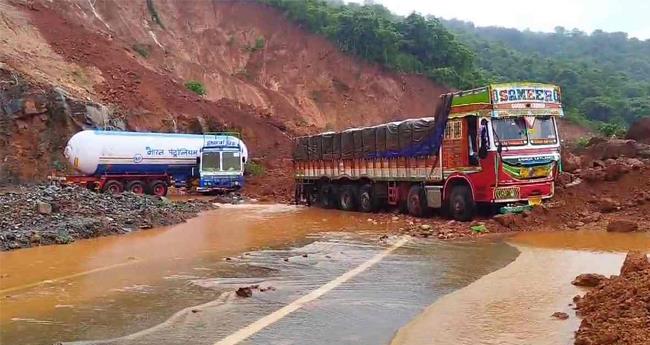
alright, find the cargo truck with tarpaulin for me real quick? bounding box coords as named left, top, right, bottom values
left=293, top=83, right=563, bottom=220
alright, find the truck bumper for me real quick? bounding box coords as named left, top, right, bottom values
left=198, top=175, right=244, bottom=192
left=491, top=181, right=554, bottom=203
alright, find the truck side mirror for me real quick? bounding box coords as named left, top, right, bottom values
left=497, top=143, right=503, bottom=154
left=196, top=157, right=201, bottom=165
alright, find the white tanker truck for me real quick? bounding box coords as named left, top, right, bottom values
left=61, top=130, right=248, bottom=196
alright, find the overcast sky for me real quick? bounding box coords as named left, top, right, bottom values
left=353, top=0, right=650, bottom=40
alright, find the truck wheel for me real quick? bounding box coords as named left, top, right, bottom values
left=447, top=185, right=475, bottom=221
left=126, top=180, right=145, bottom=194
left=338, top=185, right=358, bottom=211
left=358, top=184, right=376, bottom=213
left=319, top=184, right=334, bottom=209
left=308, top=187, right=319, bottom=206
left=103, top=180, right=124, bottom=194
left=148, top=180, right=168, bottom=197
left=407, top=185, right=429, bottom=217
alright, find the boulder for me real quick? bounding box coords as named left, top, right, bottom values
left=561, top=152, right=582, bottom=173
left=493, top=213, right=523, bottom=228
left=606, top=220, right=639, bottom=232
left=36, top=201, right=52, bottom=215
left=625, top=158, right=645, bottom=169
left=620, top=251, right=650, bottom=276
left=587, top=139, right=638, bottom=160
left=596, top=198, right=619, bottom=213
left=556, top=172, right=575, bottom=187
left=579, top=168, right=605, bottom=182
left=604, top=163, right=628, bottom=181
left=235, top=287, right=253, bottom=298
left=572, top=273, right=607, bottom=287
left=551, top=312, right=569, bottom=320
left=635, top=143, right=650, bottom=159
left=625, top=117, right=650, bottom=144
left=621, top=252, right=650, bottom=276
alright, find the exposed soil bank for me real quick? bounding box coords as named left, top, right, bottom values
left=573, top=252, right=650, bottom=345
left=0, top=184, right=214, bottom=250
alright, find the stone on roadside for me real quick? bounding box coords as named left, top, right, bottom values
left=572, top=273, right=607, bottom=287
left=419, top=224, right=432, bottom=231
left=551, top=312, right=569, bottom=320
left=620, top=252, right=650, bottom=276
left=493, top=213, right=522, bottom=228
left=36, top=201, right=52, bottom=215
left=597, top=198, right=619, bottom=213
left=235, top=287, right=253, bottom=298
left=606, top=220, right=639, bottom=233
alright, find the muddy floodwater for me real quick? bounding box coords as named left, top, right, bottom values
left=1, top=205, right=648, bottom=345
left=391, top=231, right=650, bottom=345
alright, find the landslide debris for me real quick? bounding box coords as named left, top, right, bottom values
left=573, top=252, right=650, bottom=345
left=0, top=184, right=214, bottom=250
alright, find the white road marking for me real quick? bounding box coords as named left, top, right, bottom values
left=213, top=236, right=410, bottom=345
left=0, top=260, right=139, bottom=295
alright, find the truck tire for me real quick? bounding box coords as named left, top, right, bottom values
left=319, top=184, right=334, bottom=209
left=308, top=186, right=319, bottom=206
left=358, top=184, right=377, bottom=213
left=447, top=185, right=475, bottom=221
left=338, top=185, right=358, bottom=211
left=148, top=180, right=168, bottom=197
left=407, top=185, right=429, bottom=217
left=103, top=180, right=124, bottom=194
left=126, top=180, right=145, bottom=194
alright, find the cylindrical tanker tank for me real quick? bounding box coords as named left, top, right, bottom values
left=64, top=130, right=248, bottom=181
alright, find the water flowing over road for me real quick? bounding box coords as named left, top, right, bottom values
left=1, top=205, right=648, bottom=345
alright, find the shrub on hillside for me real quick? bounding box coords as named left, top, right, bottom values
left=184, top=81, right=206, bottom=96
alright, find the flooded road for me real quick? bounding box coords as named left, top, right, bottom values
left=3, top=204, right=648, bottom=345
left=391, top=231, right=650, bottom=345
left=1, top=205, right=517, bottom=345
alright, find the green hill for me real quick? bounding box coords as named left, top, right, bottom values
left=443, top=19, right=650, bottom=130
left=263, top=0, right=650, bottom=131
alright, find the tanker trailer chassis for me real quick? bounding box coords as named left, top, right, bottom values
left=60, top=173, right=172, bottom=196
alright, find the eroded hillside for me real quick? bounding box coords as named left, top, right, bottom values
left=0, top=0, right=447, bottom=182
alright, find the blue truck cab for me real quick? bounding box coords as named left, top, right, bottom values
left=196, top=134, right=246, bottom=193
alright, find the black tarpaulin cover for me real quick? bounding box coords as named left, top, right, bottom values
left=341, top=130, right=354, bottom=159
left=308, top=135, right=322, bottom=160
left=321, top=133, right=335, bottom=160
left=386, top=122, right=399, bottom=153
left=353, top=130, right=363, bottom=158
left=292, top=92, right=453, bottom=161
left=362, top=127, right=376, bottom=156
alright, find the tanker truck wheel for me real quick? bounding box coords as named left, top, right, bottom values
left=148, top=180, right=168, bottom=197
left=103, top=180, right=124, bottom=194
left=126, top=180, right=145, bottom=194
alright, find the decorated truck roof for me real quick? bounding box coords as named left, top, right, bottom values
left=450, top=82, right=563, bottom=118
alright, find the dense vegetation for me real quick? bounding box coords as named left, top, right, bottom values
left=262, top=0, right=650, bottom=130
left=443, top=20, right=650, bottom=129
